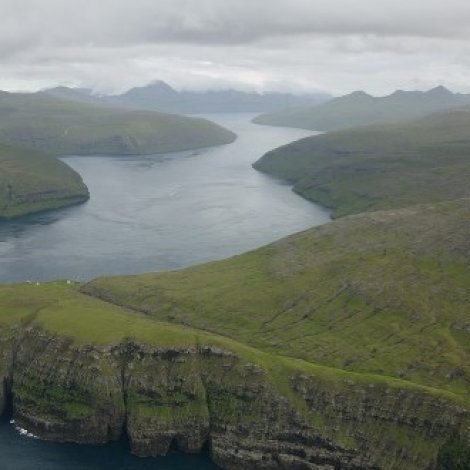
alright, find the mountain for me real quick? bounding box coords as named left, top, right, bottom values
left=253, top=86, right=470, bottom=130
left=0, top=143, right=88, bottom=219
left=40, top=81, right=332, bottom=114
left=1, top=196, right=469, bottom=468
left=254, top=107, right=470, bottom=217
left=0, top=91, right=236, bottom=156
left=39, top=86, right=105, bottom=106
left=3, top=83, right=470, bottom=468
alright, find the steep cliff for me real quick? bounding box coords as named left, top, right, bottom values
left=1, top=322, right=468, bottom=470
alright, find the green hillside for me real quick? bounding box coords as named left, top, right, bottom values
left=0, top=144, right=88, bottom=218
left=1, top=197, right=470, bottom=467
left=253, top=86, right=470, bottom=131
left=82, top=198, right=470, bottom=399
left=1, top=87, right=470, bottom=467
left=254, top=108, right=470, bottom=217
left=0, top=91, right=236, bottom=155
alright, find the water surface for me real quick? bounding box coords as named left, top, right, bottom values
left=0, top=114, right=328, bottom=283
left=0, top=114, right=328, bottom=468
left=0, top=416, right=217, bottom=470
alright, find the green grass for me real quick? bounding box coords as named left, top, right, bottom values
left=1, top=234, right=468, bottom=469
left=253, top=86, right=470, bottom=131
left=0, top=92, right=236, bottom=156
left=81, top=198, right=470, bottom=401
left=1, top=275, right=467, bottom=409
left=254, top=108, right=470, bottom=217
left=0, top=143, right=89, bottom=218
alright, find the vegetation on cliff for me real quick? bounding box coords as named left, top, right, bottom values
left=1, top=194, right=470, bottom=466
left=254, top=108, right=470, bottom=217
left=437, top=434, right=470, bottom=469
left=253, top=86, right=470, bottom=131
left=0, top=143, right=88, bottom=219
left=1, top=86, right=470, bottom=467
left=1, top=218, right=469, bottom=468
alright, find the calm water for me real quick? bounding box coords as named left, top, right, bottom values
left=0, top=114, right=328, bottom=468
left=0, top=415, right=217, bottom=470
left=0, top=114, right=328, bottom=283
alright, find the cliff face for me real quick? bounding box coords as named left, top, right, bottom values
left=0, top=143, right=89, bottom=219
left=1, top=325, right=468, bottom=469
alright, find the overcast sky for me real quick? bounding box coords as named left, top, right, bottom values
left=2, top=0, right=470, bottom=95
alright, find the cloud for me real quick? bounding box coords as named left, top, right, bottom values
left=1, top=0, right=470, bottom=95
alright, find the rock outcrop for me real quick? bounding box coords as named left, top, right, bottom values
left=0, top=325, right=468, bottom=469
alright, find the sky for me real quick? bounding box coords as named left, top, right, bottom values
left=2, top=0, right=470, bottom=96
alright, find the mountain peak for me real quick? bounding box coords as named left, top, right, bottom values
left=349, top=90, right=370, bottom=97
left=426, top=85, right=453, bottom=96
left=145, top=80, right=177, bottom=93
left=339, top=90, right=373, bottom=102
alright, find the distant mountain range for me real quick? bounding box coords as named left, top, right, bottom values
left=39, top=80, right=332, bottom=114
left=253, top=85, right=470, bottom=130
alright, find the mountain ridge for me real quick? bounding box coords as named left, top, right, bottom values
left=253, top=86, right=470, bottom=131
left=254, top=106, right=470, bottom=217
left=38, top=80, right=332, bottom=114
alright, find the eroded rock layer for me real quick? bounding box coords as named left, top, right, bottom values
left=0, top=326, right=468, bottom=469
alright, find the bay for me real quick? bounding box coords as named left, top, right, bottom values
left=0, top=114, right=328, bottom=283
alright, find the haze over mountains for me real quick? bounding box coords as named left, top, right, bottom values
left=0, top=91, right=235, bottom=156
left=40, top=80, right=332, bottom=114
left=254, top=85, right=470, bottom=130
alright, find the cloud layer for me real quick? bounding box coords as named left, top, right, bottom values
left=2, top=0, right=470, bottom=94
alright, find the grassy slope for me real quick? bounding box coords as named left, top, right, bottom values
left=0, top=92, right=236, bottom=156
left=253, top=87, right=470, bottom=131
left=254, top=108, right=470, bottom=217
left=0, top=143, right=88, bottom=218
left=0, top=273, right=467, bottom=412
left=82, top=198, right=470, bottom=401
